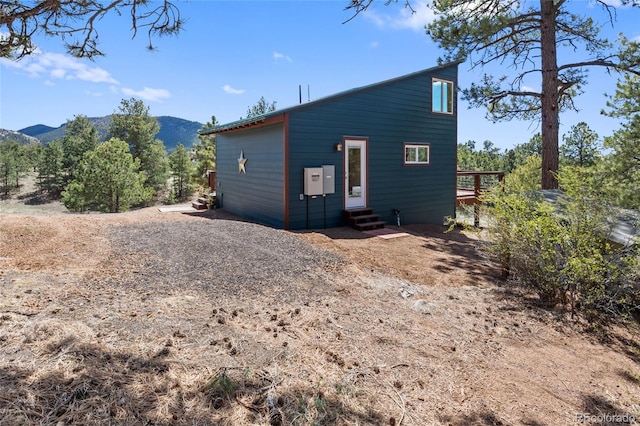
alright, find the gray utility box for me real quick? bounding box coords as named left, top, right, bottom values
left=303, top=166, right=336, bottom=196
left=303, top=167, right=324, bottom=196
left=322, top=165, right=335, bottom=194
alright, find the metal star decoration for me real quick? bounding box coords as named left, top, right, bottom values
left=238, top=150, right=247, bottom=174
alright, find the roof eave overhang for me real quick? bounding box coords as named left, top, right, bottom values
left=199, top=113, right=286, bottom=136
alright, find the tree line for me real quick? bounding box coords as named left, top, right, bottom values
left=0, top=98, right=217, bottom=212
left=458, top=74, right=639, bottom=212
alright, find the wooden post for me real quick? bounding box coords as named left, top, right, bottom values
left=474, top=174, right=481, bottom=228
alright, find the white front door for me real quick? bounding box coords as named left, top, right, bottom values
left=344, top=139, right=367, bottom=209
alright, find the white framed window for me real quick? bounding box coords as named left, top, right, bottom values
left=404, top=143, right=430, bottom=165
left=432, top=78, right=454, bottom=114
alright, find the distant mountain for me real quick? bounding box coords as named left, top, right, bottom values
left=19, top=124, right=57, bottom=137
left=0, top=128, right=41, bottom=145
left=18, top=116, right=204, bottom=151
left=155, top=116, right=205, bottom=151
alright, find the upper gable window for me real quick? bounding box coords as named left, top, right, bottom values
left=432, top=79, right=454, bottom=114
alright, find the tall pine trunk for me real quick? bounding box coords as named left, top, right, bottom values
left=540, top=0, right=560, bottom=189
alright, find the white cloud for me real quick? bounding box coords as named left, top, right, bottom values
left=74, top=66, right=117, bottom=84
left=51, top=68, right=67, bottom=79
left=370, top=41, right=380, bottom=48
left=363, top=11, right=385, bottom=28
left=273, top=51, right=292, bottom=62
left=223, top=84, right=245, bottom=95
left=364, top=3, right=435, bottom=32
left=1, top=49, right=176, bottom=105
left=121, top=87, right=171, bottom=102
left=0, top=51, right=118, bottom=84
left=521, top=85, right=537, bottom=92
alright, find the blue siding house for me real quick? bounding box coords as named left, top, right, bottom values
left=200, top=62, right=460, bottom=230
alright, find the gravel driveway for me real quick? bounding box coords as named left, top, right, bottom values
left=95, top=216, right=348, bottom=303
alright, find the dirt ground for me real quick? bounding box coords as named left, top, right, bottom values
left=1, top=180, right=639, bottom=425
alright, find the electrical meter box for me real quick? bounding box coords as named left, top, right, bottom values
left=322, top=165, right=335, bottom=194
left=303, top=167, right=324, bottom=196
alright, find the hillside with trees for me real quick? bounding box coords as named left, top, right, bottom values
left=1, top=97, right=215, bottom=212
left=0, top=128, right=40, bottom=145
left=17, top=116, right=203, bottom=152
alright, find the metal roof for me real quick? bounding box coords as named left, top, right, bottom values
left=539, top=189, right=639, bottom=247
left=199, top=60, right=463, bottom=135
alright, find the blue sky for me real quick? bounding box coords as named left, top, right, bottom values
left=1, top=0, right=639, bottom=151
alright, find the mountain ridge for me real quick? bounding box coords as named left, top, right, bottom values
left=0, top=129, right=41, bottom=145
left=14, top=116, right=204, bottom=151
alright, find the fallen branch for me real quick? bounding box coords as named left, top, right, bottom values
left=367, top=371, right=408, bottom=426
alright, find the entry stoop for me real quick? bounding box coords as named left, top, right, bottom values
left=191, top=196, right=208, bottom=210
left=344, top=208, right=386, bottom=231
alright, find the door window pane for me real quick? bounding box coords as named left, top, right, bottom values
left=348, top=147, right=361, bottom=197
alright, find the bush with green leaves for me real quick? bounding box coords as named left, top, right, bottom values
left=502, top=155, right=541, bottom=193
left=485, top=167, right=639, bottom=318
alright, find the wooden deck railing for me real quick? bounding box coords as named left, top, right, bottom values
left=456, top=170, right=505, bottom=227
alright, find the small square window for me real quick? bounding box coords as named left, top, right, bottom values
left=404, top=143, right=430, bottom=165
left=432, top=79, right=454, bottom=114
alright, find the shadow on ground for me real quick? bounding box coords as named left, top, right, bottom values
left=0, top=338, right=385, bottom=425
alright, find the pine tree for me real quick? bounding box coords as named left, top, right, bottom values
left=245, top=97, right=277, bottom=119
left=343, top=1, right=640, bottom=188
left=36, top=140, right=65, bottom=194
left=61, top=115, right=100, bottom=183
left=62, top=138, right=147, bottom=213
left=1, top=0, right=182, bottom=59
left=169, top=143, right=195, bottom=200
left=560, top=122, right=600, bottom=168
left=599, top=116, right=640, bottom=209
left=194, top=116, right=218, bottom=187
left=108, top=98, right=169, bottom=193
left=0, top=141, right=28, bottom=195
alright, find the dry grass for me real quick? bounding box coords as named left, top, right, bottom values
left=1, top=200, right=640, bottom=425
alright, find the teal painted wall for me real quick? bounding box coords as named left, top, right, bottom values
left=287, top=65, right=458, bottom=229
left=214, top=64, right=458, bottom=230
left=216, top=124, right=285, bottom=228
